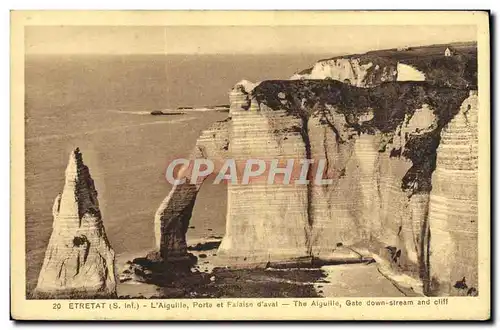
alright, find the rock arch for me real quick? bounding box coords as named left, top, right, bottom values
left=154, top=118, right=230, bottom=261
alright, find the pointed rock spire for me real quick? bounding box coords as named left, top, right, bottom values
left=34, top=148, right=116, bottom=298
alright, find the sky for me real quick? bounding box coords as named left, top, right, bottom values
left=25, top=25, right=477, bottom=55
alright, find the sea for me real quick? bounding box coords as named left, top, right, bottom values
left=24, top=53, right=330, bottom=293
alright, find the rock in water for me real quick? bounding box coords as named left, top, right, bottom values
left=33, top=148, right=116, bottom=298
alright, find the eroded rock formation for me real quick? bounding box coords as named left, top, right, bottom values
left=34, top=148, right=116, bottom=298
left=154, top=118, right=230, bottom=261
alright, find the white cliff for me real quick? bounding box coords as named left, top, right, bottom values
left=396, top=63, right=426, bottom=81
left=217, top=87, right=311, bottom=265
left=291, top=58, right=425, bottom=87
left=428, top=91, right=478, bottom=295
left=291, top=58, right=397, bottom=87
left=155, top=78, right=477, bottom=296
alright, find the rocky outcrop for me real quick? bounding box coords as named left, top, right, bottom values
left=33, top=148, right=116, bottom=298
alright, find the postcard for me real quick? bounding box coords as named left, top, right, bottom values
left=10, top=10, right=490, bottom=320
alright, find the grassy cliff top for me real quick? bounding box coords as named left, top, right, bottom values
left=298, top=42, right=477, bottom=89
left=318, top=41, right=476, bottom=62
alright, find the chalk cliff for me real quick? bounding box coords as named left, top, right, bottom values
left=290, top=58, right=400, bottom=86
left=154, top=42, right=478, bottom=296
left=290, top=58, right=427, bottom=86
left=156, top=77, right=478, bottom=296
left=428, top=91, right=478, bottom=295
left=34, top=148, right=116, bottom=298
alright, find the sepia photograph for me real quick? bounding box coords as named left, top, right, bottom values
left=10, top=10, right=490, bottom=320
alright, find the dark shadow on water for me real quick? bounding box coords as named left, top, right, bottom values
left=197, top=268, right=324, bottom=298
left=150, top=110, right=185, bottom=116
left=119, top=255, right=324, bottom=299
left=187, top=240, right=221, bottom=251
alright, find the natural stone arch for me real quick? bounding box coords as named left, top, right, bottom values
left=153, top=81, right=253, bottom=263
left=154, top=119, right=230, bottom=261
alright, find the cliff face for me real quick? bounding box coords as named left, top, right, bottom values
left=290, top=58, right=427, bottom=87
left=252, top=80, right=477, bottom=296
left=428, top=91, right=478, bottom=295
left=217, top=85, right=311, bottom=264
left=290, top=58, right=400, bottom=87
left=34, top=148, right=116, bottom=298
left=157, top=77, right=477, bottom=296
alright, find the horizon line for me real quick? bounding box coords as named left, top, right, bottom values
left=24, top=40, right=477, bottom=57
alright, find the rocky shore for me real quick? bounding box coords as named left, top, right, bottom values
left=115, top=239, right=409, bottom=299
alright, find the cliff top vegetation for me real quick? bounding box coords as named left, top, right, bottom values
left=253, top=80, right=469, bottom=133
left=299, top=42, right=477, bottom=89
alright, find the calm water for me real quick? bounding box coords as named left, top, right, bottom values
left=24, top=53, right=328, bottom=293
